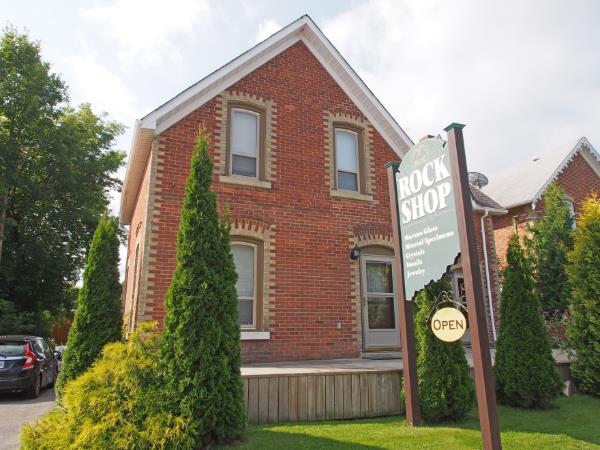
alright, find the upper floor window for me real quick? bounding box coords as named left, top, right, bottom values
left=231, top=242, right=258, bottom=328
left=229, top=107, right=263, bottom=179
left=335, top=128, right=360, bottom=192
left=566, top=198, right=576, bottom=229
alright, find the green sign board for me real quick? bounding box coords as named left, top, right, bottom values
left=395, top=137, right=460, bottom=300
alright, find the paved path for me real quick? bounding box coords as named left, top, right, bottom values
left=0, top=388, right=55, bottom=450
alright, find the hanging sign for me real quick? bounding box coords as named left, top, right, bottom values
left=430, top=307, right=467, bottom=342
left=395, top=138, right=460, bottom=300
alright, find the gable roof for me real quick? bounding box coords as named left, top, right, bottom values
left=120, top=15, right=413, bottom=224
left=470, top=185, right=505, bottom=212
left=481, top=137, right=600, bottom=209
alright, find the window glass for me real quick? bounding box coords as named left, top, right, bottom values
left=231, top=110, right=258, bottom=157
left=337, top=172, right=358, bottom=191
left=566, top=199, right=576, bottom=229
left=232, top=155, right=257, bottom=177
left=366, top=262, right=393, bottom=294
left=0, top=341, right=26, bottom=356
left=335, top=129, right=358, bottom=172
left=232, top=245, right=255, bottom=298
left=239, top=299, right=254, bottom=326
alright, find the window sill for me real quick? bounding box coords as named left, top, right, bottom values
left=241, top=331, right=271, bottom=340
left=219, top=175, right=272, bottom=189
left=330, top=190, right=373, bottom=202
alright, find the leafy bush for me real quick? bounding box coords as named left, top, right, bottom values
left=21, top=323, right=194, bottom=449
left=526, top=183, right=574, bottom=313
left=56, top=215, right=122, bottom=395
left=160, top=131, right=245, bottom=446
left=495, top=234, right=562, bottom=408
left=0, top=298, right=52, bottom=337
left=414, top=277, right=474, bottom=422
left=567, top=194, right=600, bottom=396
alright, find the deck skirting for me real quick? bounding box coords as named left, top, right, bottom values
left=242, top=370, right=404, bottom=424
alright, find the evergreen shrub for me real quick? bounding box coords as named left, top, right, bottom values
left=21, top=323, right=193, bottom=449
left=159, top=131, right=245, bottom=446
left=415, top=277, right=474, bottom=422
left=495, top=234, right=562, bottom=408
left=567, top=195, right=600, bottom=396
left=56, top=216, right=123, bottom=394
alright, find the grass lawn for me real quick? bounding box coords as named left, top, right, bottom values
left=227, top=394, right=600, bottom=449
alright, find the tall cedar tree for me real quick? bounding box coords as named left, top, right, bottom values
left=527, top=183, right=574, bottom=313
left=56, top=216, right=122, bottom=394
left=415, top=277, right=474, bottom=422
left=567, top=195, right=600, bottom=396
left=160, top=132, right=245, bottom=446
left=495, top=234, right=561, bottom=408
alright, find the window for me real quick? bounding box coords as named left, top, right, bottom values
left=566, top=199, right=576, bottom=229
left=230, top=108, right=260, bottom=178
left=335, top=128, right=360, bottom=192
left=231, top=243, right=258, bottom=328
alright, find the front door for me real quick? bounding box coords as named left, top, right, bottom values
left=361, top=255, right=400, bottom=349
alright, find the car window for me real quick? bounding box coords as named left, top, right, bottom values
left=42, top=339, right=52, bottom=358
left=34, top=339, right=46, bottom=357
left=0, top=341, right=26, bottom=357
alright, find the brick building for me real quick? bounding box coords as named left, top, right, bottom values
left=120, top=16, right=502, bottom=363
left=482, top=137, right=600, bottom=268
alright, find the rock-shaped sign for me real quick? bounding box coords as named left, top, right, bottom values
left=395, top=137, right=460, bottom=300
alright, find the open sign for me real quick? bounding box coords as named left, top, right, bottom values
left=430, top=307, right=467, bottom=342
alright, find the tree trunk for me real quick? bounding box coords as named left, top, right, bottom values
left=0, top=192, right=7, bottom=265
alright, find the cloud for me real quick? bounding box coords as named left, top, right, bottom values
left=324, top=0, right=600, bottom=174
left=80, top=0, right=211, bottom=66
left=67, top=53, right=139, bottom=123
left=256, top=19, right=282, bottom=43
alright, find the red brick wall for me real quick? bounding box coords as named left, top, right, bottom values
left=143, top=42, right=402, bottom=363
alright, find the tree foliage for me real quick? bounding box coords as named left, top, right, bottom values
left=159, top=132, right=245, bottom=446
left=415, top=278, right=474, bottom=422
left=567, top=194, right=600, bottom=396
left=0, top=26, right=124, bottom=323
left=22, top=323, right=194, bottom=450
left=57, top=216, right=122, bottom=394
left=495, top=234, right=562, bottom=408
left=526, top=183, right=574, bottom=313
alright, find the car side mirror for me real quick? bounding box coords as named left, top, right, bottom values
left=54, top=351, right=62, bottom=360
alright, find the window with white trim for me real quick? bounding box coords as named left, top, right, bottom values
left=231, top=243, right=257, bottom=328
left=230, top=108, right=260, bottom=178
left=335, top=128, right=360, bottom=192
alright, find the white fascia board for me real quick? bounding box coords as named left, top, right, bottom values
left=531, top=137, right=600, bottom=208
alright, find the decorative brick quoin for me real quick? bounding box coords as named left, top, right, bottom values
left=120, top=15, right=510, bottom=363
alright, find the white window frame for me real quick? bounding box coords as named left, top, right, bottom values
left=229, top=108, right=260, bottom=179
left=334, top=128, right=360, bottom=192
left=231, top=242, right=257, bottom=329
left=363, top=256, right=396, bottom=331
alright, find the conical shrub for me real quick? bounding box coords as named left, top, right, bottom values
left=495, top=234, right=561, bottom=408
left=159, top=131, right=245, bottom=446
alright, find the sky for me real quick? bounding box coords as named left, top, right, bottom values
left=3, top=0, right=600, bottom=274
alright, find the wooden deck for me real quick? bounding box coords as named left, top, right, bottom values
left=240, top=349, right=574, bottom=424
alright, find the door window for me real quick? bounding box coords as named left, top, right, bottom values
left=365, top=261, right=395, bottom=329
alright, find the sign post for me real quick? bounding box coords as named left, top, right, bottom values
left=386, top=162, right=421, bottom=426
left=445, top=123, right=501, bottom=450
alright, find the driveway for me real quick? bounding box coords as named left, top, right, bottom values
left=0, top=388, right=56, bottom=450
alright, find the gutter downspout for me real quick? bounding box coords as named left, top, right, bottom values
left=480, top=208, right=497, bottom=342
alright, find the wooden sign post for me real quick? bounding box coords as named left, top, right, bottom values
left=445, top=123, right=501, bottom=450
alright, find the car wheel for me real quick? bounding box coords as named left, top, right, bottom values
left=26, top=373, right=41, bottom=399
left=48, top=368, right=58, bottom=388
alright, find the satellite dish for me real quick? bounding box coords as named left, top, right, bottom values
left=468, top=172, right=488, bottom=188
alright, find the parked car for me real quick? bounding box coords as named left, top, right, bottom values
left=54, top=345, right=65, bottom=372
left=0, top=335, right=59, bottom=398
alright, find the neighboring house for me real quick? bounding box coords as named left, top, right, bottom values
left=120, top=15, right=502, bottom=363
left=482, top=137, right=600, bottom=268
